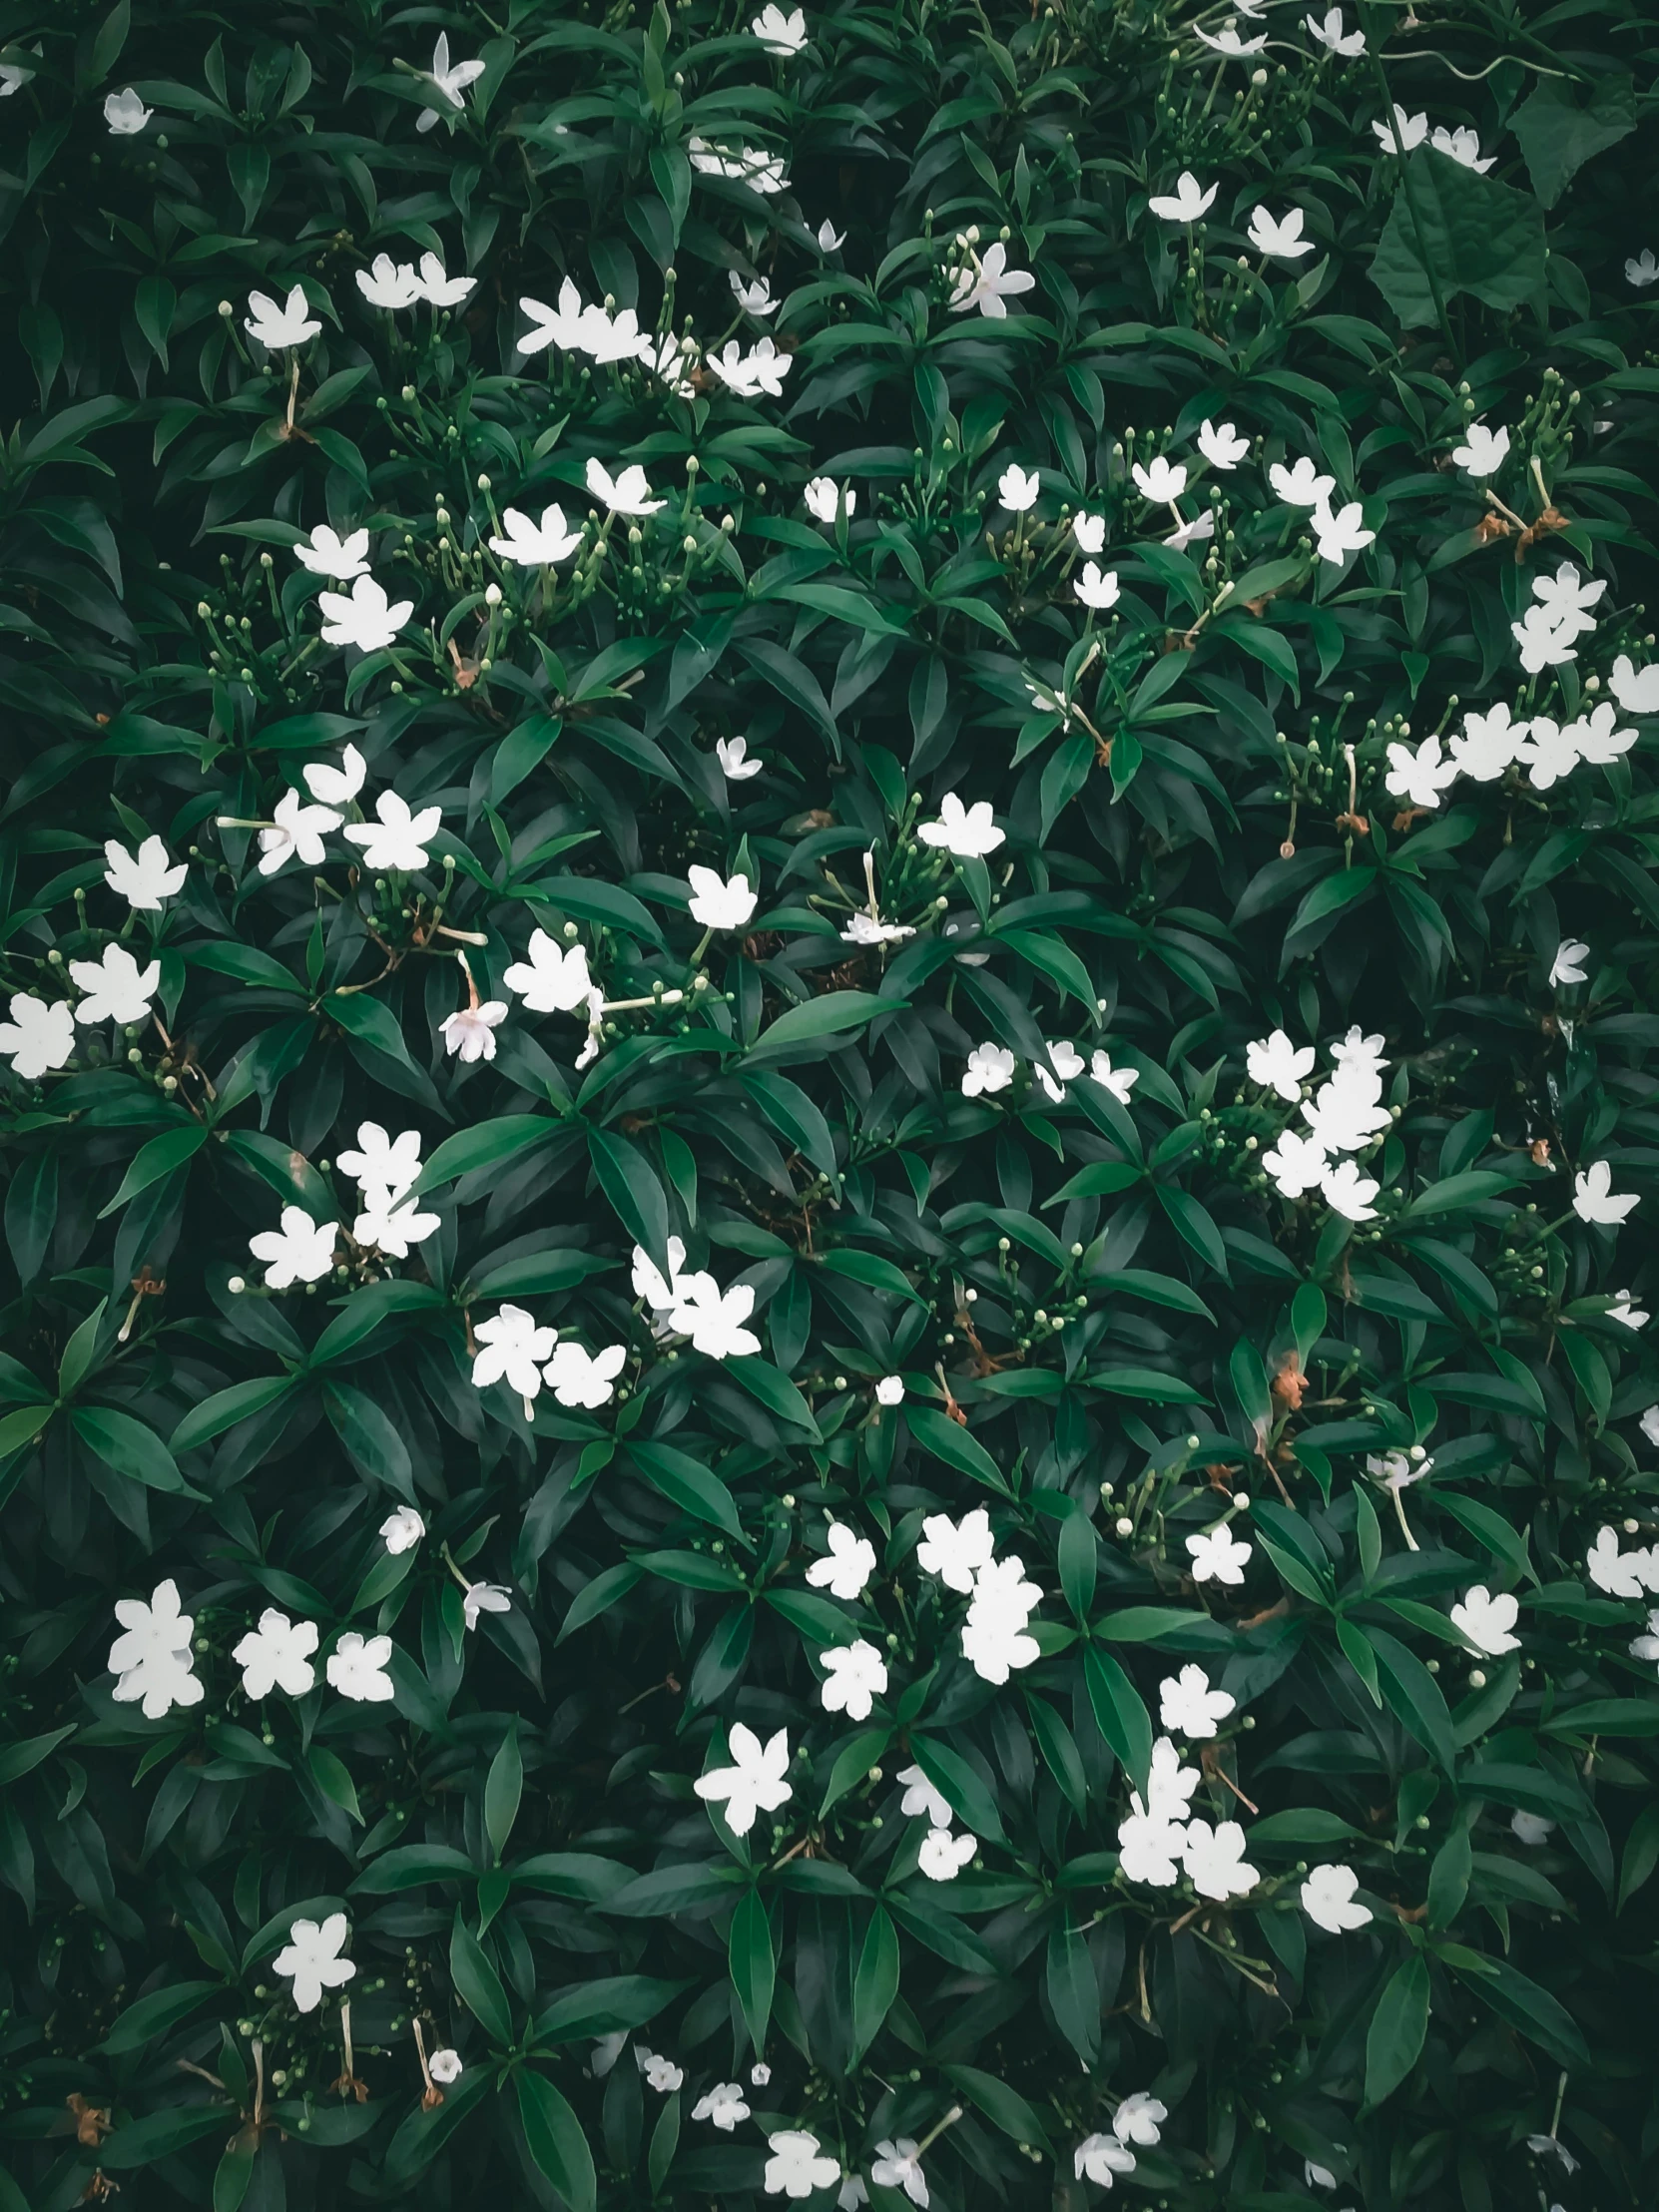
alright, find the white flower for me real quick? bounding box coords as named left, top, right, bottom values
left=472, top=1305, right=558, bottom=1398
left=917, top=1827, right=976, bottom=1881
left=590, top=2032, right=628, bottom=2077
left=804, top=477, right=855, bottom=523
left=1248, top=206, right=1316, bottom=260
left=489, top=503, right=582, bottom=565
left=875, top=1376, right=905, bottom=1406
left=1449, top=1584, right=1521, bottom=1657
left=1146, top=1737, right=1201, bottom=1821
left=416, top=32, right=485, bottom=129
left=1302, top=1863, right=1371, bottom=1932
left=441, top=1000, right=507, bottom=1064
left=640, top=2050, right=684, bottom=2092
left=687, top=865, right=758, bottom=930
left=1075, top=2133, right=1137, bottom=2186
left=962, top=1043, right=1016, bottom=1097
left=1148, top=172, right=1217, bottom=223
left=766, top=2131, right=841, bottom=2199
left=1321, top=1160, right=1381, bottom=1222
left=517, top=278, right=590, bottom=355
left=104, top=834, right=187, bottom=910
left=1269, top=456, right=1335, bottom=508
left=416, top=253, right=475, bottom=307
left=1197, top=24, right=1267, bottom=54
left=1570, top=701, right=1637, bottom=767
left=1609, top=1290, right=1647, bottom=1329
left=233, top=1608, right=318, bottom=1699
left=1630, top=1609, right=1659, bottom=1667
left=586, top=458, right=665, bottom=516
left=1549, top=938, right=1589, bottom=987
left=713, top=734, right=763, bottom=784
left=1133, top=455, right=1188, bottom=504
left=948, top=241, right=1037, bottom=318
left=342, top=791, right=441, bottom=872
left=822, top=1640, right=887, bottom=1721
left=65, top=943, right=158, bottom=1029
left=1197, top=419, right=1250, bottom=470
left=109, top=1580, right=203, bottom=1719
left=1116, top=1799, right=1186, bottom=1887
left=1306, top=2161, right=1338, bottom=2190
left=807, top=1522, right=876, bottom=1599
left=105, top=86, right=153, bottom=134
left=380, top=1505, right=425, bottom=1555
left=1512, top=606, right=1579, bottom=675
left=302, top=744, right=367, bottom=807
left=1159, top=1664, right=1235, bottom=1739
left=353, top=1194, right=440, bottom=1257
left=250, top=1206, right=336, bottom=1290
left=697, top=1723, right=792, bottom=1836
left=1183, top=1817, right=1259, bottom=1900
left=1511, top=1811, right=1554, bottom=1846
left=818, top=220, right=846, bottom=251
left=1248, top=1029, right=1315, bottom=1102
left=1075, top=561, right=1121, bottom=610
left=1035, top=1038, right=1085, bottom=1103
left=842, top=911, right=912, bottom=946
left=633, top=1237, right=689, bottom=1311
left=257, top=788, right=341, bottom=875
left=1373, top=104, right=1427, bottom=152
left=273, top=1914, right=356, bottom=2012
left=707, top=337, right=792, bottom=397
left=871, top=2140, right=928, bottom=2207
left=1644, top=1406, right=1659, bottom=1450
left=960, top=1610, right=1039, bottom=1683
left=578, top=302, right=655, bottom=365
left=751, top=4, right=808, bottom=52
left=1449, top=702, right=1527, bottom=781
left=1114, top=2094, right=1167, bottom=2147
left=1431, top=123, right=1493, bottom=172
left=898, top=1764, right=953, bottom=1827
left=1164, top=506, right=1216, bottom=551
left=429, top=2048, right=463, bottom=2083
left=355, top=255, right=421, bottom=310
left=1305, top=6, right=1365, bottom=52
left=693, top=2081, right=751, bottom=2129
left=1585, top=1527, right=1650, bottom=1599
left=544, top=1341, right=626, bottom=1409
left=1088, top=1050, right=1139, bottom=1104
left=336, top=1121, right=422, bottom=1202
left=918, top=792, right=1004, bottom=857
left=1264, top=1127, right=1330, bottom=1199
left=668, top=1275, right=763, bottom=1359
left=462, top=1581, right=511, bottom=1631
left=1451, top=422, right=1510, bottom=477
left=731, top=272, right=779, bottom=316
left=296, top=524, right=371, bottom=579
left=1573, top=1161, right=1638, bottom=1225
left=1311, top=498, right=1375, bottom=564
left=916, top=1507, right=995, bottom=1592
left=1534, top=562, right=1606, bottom=637
left=1186, top=1526, right=1252, bottom=1583
left=317, top=575, right=412, bottom=655
left=1628, top=250, right=1659, bottom=288
left=246, top=283, right=321, bottom=349
left=1072, top=511, right=1107, bottom=554
left=998, top=463, right=1041, bottom=513
left=501, top=930, right=592, bottom=1014
left=0, top=63, right=35, bottom=97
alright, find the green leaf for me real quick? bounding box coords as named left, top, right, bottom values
left=1512, top=71, right=1635, bottom=208
left=728, top=1886, right=775, bottom=2052
left=449, top=1916, right=514, bottom=2046
left=850, top=1904, right=900, bottom=2061
left=1084, top=1646, right=1153, bottom=1790
left=515, top=2069, right=597, bottom=2212
left=1365, top=1954, right=1429, bottom=2106
left=98, top=1122, right=208, bottom=1217
left=587, top=1125, right=673, bottom=1281
left=1371, top=151, right=1546, bottom=326
left=71, top=1405, right=186, bottom=1492
left=909, top=1733, right=1007, bottom=1844
left=484, top=1727, right=523, bottom=1863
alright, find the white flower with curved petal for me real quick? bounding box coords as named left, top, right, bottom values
left=502, top=930, right=592, bottom=1013
left=1631, top=1608, right=1659, bottom=1667
left=105, top=86, right=152, bottom=134
left=1451, top=422, right=1510, bottom=477
left=317, top=575, right=412, bottom=654
left=693, top=2081, right=751, bottom=2129
left=326, top=1630, right=396, bottom=1702
left=355, top=255, right=421, bottom=310
left=765, top=2131, right=840, bottom=2199
left=104, top=835, right=186, bottom=910
left=897, top=1764, right=952, bottom=1826
left=633, top=1237, right=689, bottom=1312
left=875, top=1375, right=905, bottom=1405
left=1183, top=1817, right=1259, bottom=1899
left=960, top=1611, right=1038, bottom=1683
left=1197, top=419, right=1250, bottom=470
left=871, top=2140, right=928, bottom=2207
left=273, top=1914, right=355, bottom=2012
left=807, top=1522, right=876, bottom=1599
left=1116, top=1798, right=1185, bottom=1887
left=1512, top=606, right=1579, bottom=675
left=818, top=220, right=846, bottom=252
left=1248, top=1029, right=1315, bottom=1101
left=917, top=1507, right=994, bottom=1591
left=805, top=477, right=855, bottom=522
left=751, top=4, right=808, bottom=52
left=1159, top=1664, right=1235, bottom=1739
left=1305, top=6, right=1365, bottom=52
left=962, top=1042, right=1016, bottom=1097
left=1373, top=104, right=1427, bottom=152
left=233, top=1608, right=318, bottom=1699
left=302, top=744, right=367, bottom=806
left=1449, top=703, right=1527, bottom=781
left=1075, top=561, right=1120, bottom=610
left=1549, top=938, right=1589, bottom=987
left=821, top=1640, right=886, bottom=1721
left=1585, top=1526, right=1648, bottom=1599
left=429, top=2048, right=463, bottom=2083
left=668, top=1275, right=762, bottom=1359
left=687, top=865, right=757, bottom=930
left=295, top=525, right=370, bottom=579
left=1072, top=511, right=1107, bottom=554
left=918, top=792, right=1003, bottom=856
left=1165, top=506, right=1216, bottom=550
left=1198, top=24, right=1267, bottom=55
left=947, top=241, right=1036, bottom=317
left=416, top=253, right=475, bottom=306
left=1302, top=1863, right=1372, bottom=1931
left=1573, top=1161, right=1637, bottom=1224
left=246, top=284, right=320, bottom=349
left=1628, top=249, right=1659, bottom=288
left=415, top=32, right=484, bottom=129
left=1321, top=1158, right=1381, bottom=1222
left=998, top=464, right=1041, bottom=513
left=109, top=1580, right=202, bottom=1719
left=342, top=791, right=441, bottom=870
left=731, top=272, right=778, bottom=316
left=717, top=735, right=764, bottom=781
left=1114, top=2094, right=1167, bottom=2147
left=1384, top=735, right=1458, bottom=812
left=336, top=1121, right=422, bottom=1201
left=1269, top=456, right=1335, bottom=508
left=472, top=1305, right=557, bottom=1397
left=250, top=1206, right=336, bottom=1290
left=490, top=503, right=582, bottom=565
left=518, top=279, right=589, bottom=355
left=1075, top=2132, right=1137, bottom=2185
left=380, top=1506, right=425, bottom=1555
left=1249, top=207, right=1315, bottom=260
left=544, top=1341, right=626, bottom=1409
left=462, top=1581, right=512, bottom=1631
left=258, top=788, right=340, bottom=875
left=1187, top=1526, right=1251, bottom=1584
left=1148, top=172, right=1217, bottom=222
left=917, top=1828, right=976, bottom=1881
left=696, top=1723, right=792, bottom=1836
left=69, top=944, right=160, bottom=1026
left=1133, top=456, right=1188, bottom=503
left=1264, top=1127, right=1330, bottom=1199
left=1034, top=1038, right=1085, bottom=1102
left=1449, top=1584, right=1520, bottom=1656
left=1431, top=123, right=1493, bottom=171
left=353, top=1194, right=440, bottom=1257
left=586, top=458, right=664, bottom=516
left=1311, top=498, right=1375, bottom=564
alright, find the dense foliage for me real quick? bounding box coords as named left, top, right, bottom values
left=2, top=0, right=1658, bottom=2207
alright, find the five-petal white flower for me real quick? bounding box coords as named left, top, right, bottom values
left=273, top=1913, right=356, bottom=2012
left=696, top=1723, right=792, bottom=1835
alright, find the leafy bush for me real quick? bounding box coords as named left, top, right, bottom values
left=1, top=1, right=1658, bottom=2208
